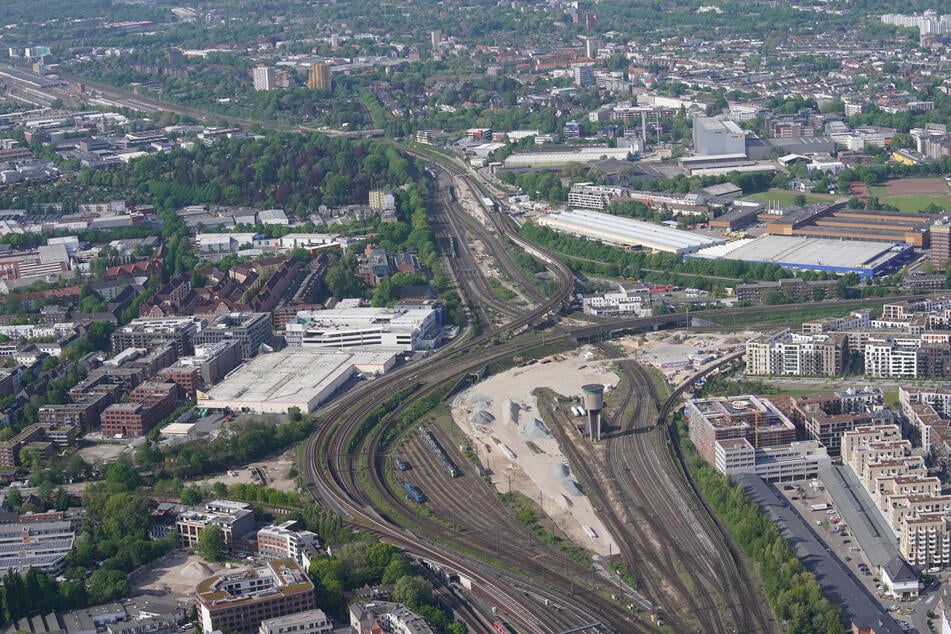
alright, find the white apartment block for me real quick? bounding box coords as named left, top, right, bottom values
left=567, top=183, right=626, bottom=210
left=257, top=520, right=321, bottom=568
left=865, top=337, right=920, bottom=378
left=745, top=329, right=845, bottom=377
left=581, top=284, right=652, bottom=318
left=843, top=425, right=951, bottom=568
left=258, top=609, right=332, bottom=634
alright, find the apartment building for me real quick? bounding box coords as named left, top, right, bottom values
left=112, top=317, right=199, bottom=356
left=843, top=424, right=951, bottom=568
left=0, top=423, right=78, bottom=467
left=196, top=560, right=314, bottom=634
left=258, top=610, right=332, bottom=634
left=256, top=520, right=321, bottom=568
left=745, top=329, right=846, bottom=377
left=38, top=391, right=114, bottom=434
left=99, top=382, right=179, bottom=438
left=193, top=313, right=272, bottom=361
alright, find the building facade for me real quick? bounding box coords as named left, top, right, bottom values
left=196, top=560, right=315, bottom=634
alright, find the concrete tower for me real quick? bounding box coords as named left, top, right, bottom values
left=582, top=384, right=605, bottom=441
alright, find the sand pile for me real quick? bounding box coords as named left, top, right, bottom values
left=522, top=417, right=552, bottom=440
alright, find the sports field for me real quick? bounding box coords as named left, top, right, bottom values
left=745, top=189, right=839, bottom=207
left=871, top=177, right=951, bottom=213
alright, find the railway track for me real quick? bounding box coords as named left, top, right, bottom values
left=304, top=143, right=947, bottom=631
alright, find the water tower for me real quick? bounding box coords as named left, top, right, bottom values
left=582, top=384, right=605, bottom=441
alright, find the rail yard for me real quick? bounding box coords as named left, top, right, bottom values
left=299, top=157, right=802, bottom=632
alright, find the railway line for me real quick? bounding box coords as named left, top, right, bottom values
left=303, top=142, right=945, bottom=630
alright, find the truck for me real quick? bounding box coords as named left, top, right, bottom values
left=810, top=503, right=829, bottom=511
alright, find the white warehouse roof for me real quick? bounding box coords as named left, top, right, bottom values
left=199, top=348, right=399, bottom=414
left=535, top=209, right=724, bottom=255
left=504, top=147, right=631, bottom=167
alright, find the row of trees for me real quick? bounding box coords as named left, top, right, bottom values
left=135, top=416, right=316, bottom=480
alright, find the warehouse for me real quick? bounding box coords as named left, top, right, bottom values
left=534, top=209, right=724, bottom=255
left=689, top=235, right=913, bottom=279
left=198, top=348, right=398, bottom=414
left=504, top=146, right=631, bottom=168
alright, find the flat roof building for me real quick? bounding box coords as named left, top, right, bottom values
left=100, top=381, right=179, bottom=438
left=258, top=610, right=331, bottom=634
left=535, top=209, right=723, bottom=255
left=692, top=117, right=746, bottom=157
left=0, top=520, right=74, bottom=577
left=690, top=235, right=914, bottom=279
left=194, top=313, right=272, bottom=360
left=285, top=305, right=438, bottom=351
left=196, top=559, right=314, bottom=634
left=112, top=317, right=199, bottom=356
left=199, top=348, right=397, bottom=414
left=686, top=395, right=797, bottom=467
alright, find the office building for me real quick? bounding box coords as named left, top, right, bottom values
left=307, top=63, right=331, bottom=91
left=252, top=67, right=275, bottom=92
left=685, top=395, right=797, bottom=466
left=159, top=340, right=242, bottom=398
left=196, top=560, right=314, bottom=634
left=177, top=500, right=256, bottom=552
left=193, top=313, right=272, bottom=360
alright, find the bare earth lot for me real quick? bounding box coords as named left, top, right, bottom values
left=128, top=549, right=231, bottom=600
left=883, top=177, right=951, bottom=196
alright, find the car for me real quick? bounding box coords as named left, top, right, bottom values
left=843, top=539, right=851, bottom=544
left=889, top=605, right=900, bottom=611
left=845, top=556, right=851, bottom=562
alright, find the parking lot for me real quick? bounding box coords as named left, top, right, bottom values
left=773, top=478, right=931, bottom=632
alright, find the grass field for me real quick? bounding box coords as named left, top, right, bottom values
left=745, top=189, right=839, bottom=207
left=868, top=187, right=950, bottom=213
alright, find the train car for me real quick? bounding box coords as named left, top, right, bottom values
left=402, top=481, right=425, bottom=503
left=492, top=621, right=514, bottom=634
left=396, top=458, right=410, bottom=471
left=420, top=427, right=461, bottom=478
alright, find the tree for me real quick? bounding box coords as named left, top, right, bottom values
left=181, top=485, right=203, bottom=506
left=392, top=575, right=433, bottom=610
left=6, top=486, right=21, bottom=510
left=197, top=525, right=226, bottom=562
left=88, top=568, right=130, bottom=603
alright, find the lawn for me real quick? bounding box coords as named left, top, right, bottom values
left=745, top=189, right=840, bottom=207
left=868, top=187, right=950, bottom=213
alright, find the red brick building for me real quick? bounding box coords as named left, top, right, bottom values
left=100, top=381, right=179, bottom=437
